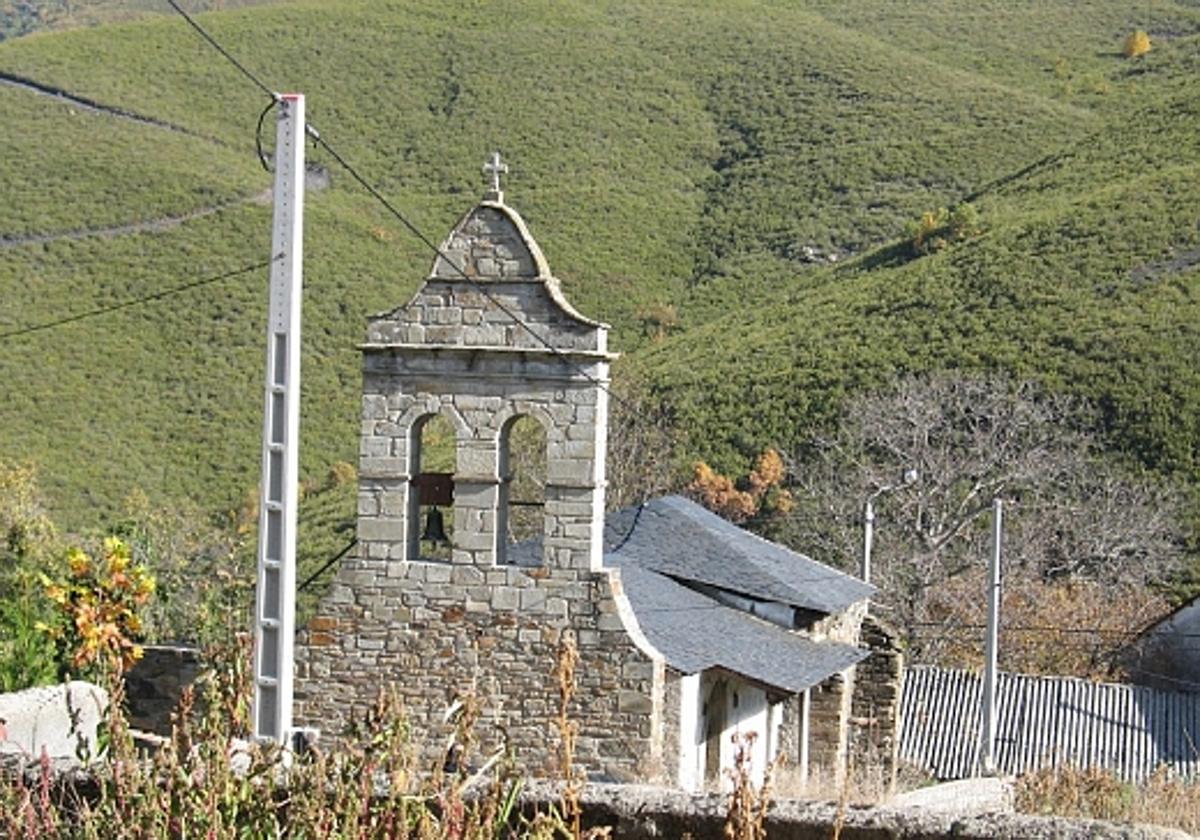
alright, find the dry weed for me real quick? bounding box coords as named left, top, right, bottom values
left=1015, top=765, right=1200, bottom=835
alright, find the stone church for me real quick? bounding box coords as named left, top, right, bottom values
left=294, top=160, right=896, bottom=789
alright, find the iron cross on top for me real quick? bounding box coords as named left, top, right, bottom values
left=483, top=151, right=508, bottom=194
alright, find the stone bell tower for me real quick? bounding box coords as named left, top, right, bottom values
left=354, top=151, right=612, bottom=571
left=296, top=156, right=666, bottom=778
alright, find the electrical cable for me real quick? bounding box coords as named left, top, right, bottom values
left=297, top=538, right=358, bottom=593
left=163, top=0, right=671, bottom=441
left=165, top=1, right=680, bottom=559
left=307, top=133, right=623, bottom=401
left=165, top=0, right=277, bottom=101
left=911, top=620, right=1200, bottom=639
left=255, top=98, right=275, bottom=172
left=0, top=255, right=280, bottom=341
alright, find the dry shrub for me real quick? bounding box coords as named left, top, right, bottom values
left=920, top=571, right=1168, bottom=678
left=772, top=749, right=923, bottom=808
left=1123, top=30, right=1151, bottom=58
left=604, top=373, right=680, bottom=511
left=688, top=449, right=793, bottom=524
left=1016, top=765, right=1200, bottom=834
left=326, top=460, right=358, bottom=489
left=724, top=732, right=778, bottom=840
left=0, top=635, right=600, bottom=839
left=637, top=302, right=679, bottom=341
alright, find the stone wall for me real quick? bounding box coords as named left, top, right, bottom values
left=352, top=348, right=610, bottom=573
left=848, top=613, right=904, bottom=787
left=295, top=560, right=665, bottom=781
left=810, top=600, right=868, bottom=645
left=774, top=693, right=803, bottom=772
left=125, top=644, right=200, bottom=735
left=660, top=670, right=682, bottom=784
left=521, top=782, right=1189, bottom=840
left=807, top=669, right=854, bottom=782
left=294, top=194, right=669, bottom=782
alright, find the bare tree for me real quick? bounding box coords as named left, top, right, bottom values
left=605, top=372, right=681, bottom=511
left=779, top=374, right=1189, bottom=674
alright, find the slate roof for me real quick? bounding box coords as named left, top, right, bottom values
left=611, top=561, right=867, bottom=693
left=603, top=496, right=874, bottom=614
left=601, top=496, right=871, bottom=693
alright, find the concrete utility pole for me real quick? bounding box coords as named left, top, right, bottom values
left=252, top=93, right=305, bottom=745
left=980, top=497, right=1003, bottom=774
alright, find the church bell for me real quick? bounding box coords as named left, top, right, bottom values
left=421, top=506, right=449, bottom=545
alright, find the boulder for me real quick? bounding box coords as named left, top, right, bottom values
left=0, top=681, right=108, bottom=762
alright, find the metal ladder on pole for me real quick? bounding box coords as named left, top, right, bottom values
left=253, top=93, right=305, bottom=745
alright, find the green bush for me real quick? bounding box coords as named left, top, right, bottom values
left=0, top=463, right=60, bottom=690
left=905, top=202, right=981, bottom=256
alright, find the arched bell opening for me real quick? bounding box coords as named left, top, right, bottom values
left=496, top=414, right=547, bottom=566
left=408, top=413, right=457, bottom=562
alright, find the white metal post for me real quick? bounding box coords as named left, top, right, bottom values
left=981, top=497, right=1003, bottom=774
left=798, top=687, right=811, bottom=783
left=252, top=93, right=305, bottom=745
left=861, top=469, right=918, bottom=584
left=862, top=498, right=875, bottom=583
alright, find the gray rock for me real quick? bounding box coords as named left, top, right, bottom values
left=0, top=681, right=108, bottom=763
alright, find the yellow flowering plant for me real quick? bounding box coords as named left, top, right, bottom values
left=38, top=536, right=156, bottom=678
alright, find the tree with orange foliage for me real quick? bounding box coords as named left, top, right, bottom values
left=688, top=448, right=794, bottom=524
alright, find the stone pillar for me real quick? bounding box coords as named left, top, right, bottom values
left=807, top=668, right=855, bottom=785
left=356, top=388, right=412, bottom=562
left=544, top=374, right=608, bottom=573
left=848, top=614, right=904, bottom=790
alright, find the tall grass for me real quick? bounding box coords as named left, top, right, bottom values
left=0, top=636, right=572, bottom=838
left=0, top=632, right=791, bottom=837
left=1015, top=765, right=1200, bottom=835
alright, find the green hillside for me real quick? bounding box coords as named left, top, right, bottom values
left=1, top=0, right=1199, bottom=538
left=0, top=0, right=275, bottom=41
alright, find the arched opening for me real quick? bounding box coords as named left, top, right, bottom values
left=408, top=413, right=456, bottom=562
left=497, top=415, right=547, bottom=566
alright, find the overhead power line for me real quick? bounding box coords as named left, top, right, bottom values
left=162, top=1, right=669, bottom=440
left=298, top=538, right=358, bottom=593
left=912, top=620, right=1200, bottom=640
left=165, top=0, right=276, bottom=100
left=0, top=255, right=280, bottom=342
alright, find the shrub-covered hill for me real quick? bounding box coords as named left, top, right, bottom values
left=646, top=36, right=1200, bottom=475
left=0, top=0, right=1198, bottom=530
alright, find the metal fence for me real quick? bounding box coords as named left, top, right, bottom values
left=900, top=666, right=1200, bottom=781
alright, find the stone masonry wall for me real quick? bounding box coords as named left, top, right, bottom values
left=295, top=559, right=665, bottom=782
left=294, top=195, right=668, bottom=783
left=775, top=693, right=803, bottom=771
left=807, top=668, right=855, bottom=783
left=848, top=614, right=904, bottom=788
left=660, top=670, right=682, bottom=784
left=351, top=348, right=610, bottom=572
left=125, top=644, right=200, bottom=735
left=369, top=281, right=603, bottom=354
left=810, top=600, right=868, bottom=645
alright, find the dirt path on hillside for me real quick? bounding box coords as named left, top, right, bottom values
left=0, top=70, right=233, bottom=144
left=0, top=188, right=273, bottom=249
left=0, top=70, right=271, bottom=249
